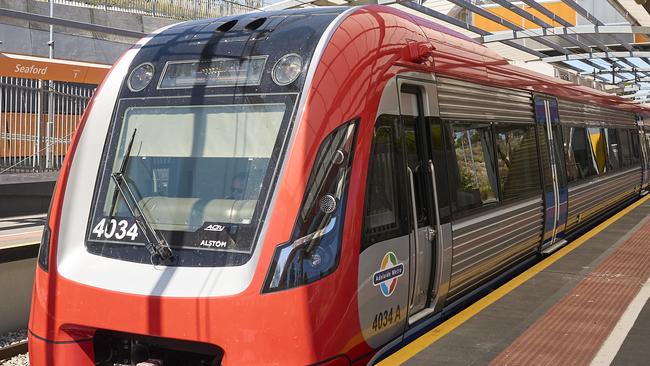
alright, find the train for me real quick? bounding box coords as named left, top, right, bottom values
left=28, top=5, right=650, bottom=366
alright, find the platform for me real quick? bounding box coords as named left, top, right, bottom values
left=379, top=195, right=650, bottom=366
left=0, top=214, right=44, bottom=250
left=0, top=214, right=43, bottom=265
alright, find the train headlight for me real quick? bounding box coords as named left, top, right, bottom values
left=272, top=54, right=302, bottom=86
left=262, top=121, right=357, bottom=293
left=128, top=63, right=155, bottom=92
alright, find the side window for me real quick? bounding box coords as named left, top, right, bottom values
left=495, top=124, right=542, bottom=201
left=619, top=129, right=633, bottom=167
left=630, top=130, right=641, bottom=165
left=568, top=127, right=598, bottom=179
left=606, top=128, right=621, bottom=171
left=362, top=115, right=406, bottom=249
left=562, top=126, right=579, bottom=182
left=449, top=122, right=498, bottom=213
left=587, top=127, right=607, bottom=174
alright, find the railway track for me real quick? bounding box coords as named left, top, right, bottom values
left=0, top=340, right=28, bottom=363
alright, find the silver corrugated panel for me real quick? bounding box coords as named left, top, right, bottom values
left=437, top=77, right=534, bottom=123
left=558, top=99, right=636, bottom=126
left=446, top=198, right=543, bottom=303
left=566, top=168, right=641, bottom=232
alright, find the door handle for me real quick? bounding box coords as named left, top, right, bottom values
left=428, top=160, right=444, bottom=298
left=428, top=160, right=442, bottom=240
left=426, top=227, right=436, bottom=241
left=407, top=166, right=420, bottom=304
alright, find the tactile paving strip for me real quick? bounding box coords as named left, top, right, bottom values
left=490, top=219, right=650, bottom=366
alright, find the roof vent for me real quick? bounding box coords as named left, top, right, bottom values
left=215, top=20, right=237, bottom=33
left=245, top=18, right=266, bottom=31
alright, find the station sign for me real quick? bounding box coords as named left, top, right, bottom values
left=0, top=52, right=110, bottom=84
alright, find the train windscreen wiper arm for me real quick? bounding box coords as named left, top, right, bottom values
left=109, top=129, right=174, bottom=265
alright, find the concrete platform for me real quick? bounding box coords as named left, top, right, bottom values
left=0, top=214, right=44, bottom=250
left=378, top=196, right=650, bottom=366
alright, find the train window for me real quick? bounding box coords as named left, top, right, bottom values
left=619, top=129, right=633, bottom=167
left=263, top=120, right=358, bottom=291
left=362, top=115, right=406, bottom=249
left=428, top=118, right=451, bottom=221
left=630, top=130, right=641, bottom=165
left=562, top=126, right=579, bottom=182
left=449, top=122, right=498, bottom=213
left=86, top=97, right=294, bottom=267
left=606, top=128, right=622, bottom=171
left=564, top=127, right=597, bottom=180
left=587, top=128, right=607, bottom=174
left=495, top=124, right=541, bottom=201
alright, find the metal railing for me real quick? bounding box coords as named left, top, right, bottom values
left=0, top=77, right=95, bottom=174
left=40, top=0, right=264, bottom=20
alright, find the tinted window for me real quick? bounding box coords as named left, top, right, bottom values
left=630, top=130, right=641, bottom=165
left=495, top=124, right=541, bottom=200
left=362, top=115, right=406, bottom=248
left=607, top=128, right=621, bottom=171
left=401, top=90, right=429, bottom=226
left=428, top=118, right=451, bottom=221
left=564, top=127, right=597, bottom=180
left=619, top=129, right=633, bottom=167
left=562, top=126, right=579, bottom=182
left=449, top=122, right=498, bottom=213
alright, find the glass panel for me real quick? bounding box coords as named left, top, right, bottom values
left=495, top=124, right=541, bottom=201
left=89, top=103, right=287, bottom=259
left=363, top=116, right=405, bottom=248
left=630, top=130, right=641, bottom=164
left=569, top=127, right=597, bottom=179
left=587, top=127, right=607, bottom=174
left=159, top=57, right=267, bottom=89
left=428, top=118, right=451, bottom=221
left=562, top=126, right=579, bottom=182
left=450, top=122, right=498, bottom=212
left=619, top=129, right=633, bottom=167
left=607, top=129, right=621, bottom=171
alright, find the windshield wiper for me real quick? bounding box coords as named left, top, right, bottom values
left=110, top=129, right=174, bottom=265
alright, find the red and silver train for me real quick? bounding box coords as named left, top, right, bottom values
left=29, top=5, right=650, bottom=365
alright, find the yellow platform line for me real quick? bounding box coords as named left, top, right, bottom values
left=377, top=193, right=650, bottom=365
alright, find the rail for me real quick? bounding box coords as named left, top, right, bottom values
left=39, top=0, right=264, bottom=20
left=0, top=340, right=28, bottom=362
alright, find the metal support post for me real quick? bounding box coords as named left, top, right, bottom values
left=37, top=80, right=45, bottom=171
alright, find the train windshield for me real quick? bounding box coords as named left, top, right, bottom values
left=86, top=95, right=294, bottom=267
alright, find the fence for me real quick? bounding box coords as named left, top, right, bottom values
left=0, top=76, right=95, bottom=174
left=40, top=0, right=264, bottom=20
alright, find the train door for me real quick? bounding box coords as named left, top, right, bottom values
left=534, top=96, right=569, bottom=252
left=357, top=76, right=449, bottom=349
left=397, top=78, right=451, bottom=324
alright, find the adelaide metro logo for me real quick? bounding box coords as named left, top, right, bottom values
left=372, top=252, right=404, bottom=297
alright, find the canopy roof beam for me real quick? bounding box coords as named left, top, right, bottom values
left=605, top=0, right=642, bottom=26
left=397, top=1, right=548, bottom=58
left=582, top=68, right=650, bottom=75
left=490, top=0, right=593, bottom=53
left=518, top=0, right=613, bottom=53
left=560, top=0, right=636, bottom=52
left=544, top=51, right=650, bottom=62
left=445, top=0, right=571, bottom=55
left=482, top=25, right=650, bottom=43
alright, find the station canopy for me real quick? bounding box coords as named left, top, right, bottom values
left=264, top=0, right=650, bottom=104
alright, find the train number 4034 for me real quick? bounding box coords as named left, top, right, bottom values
left=372, top=305, right=401, bottom=331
